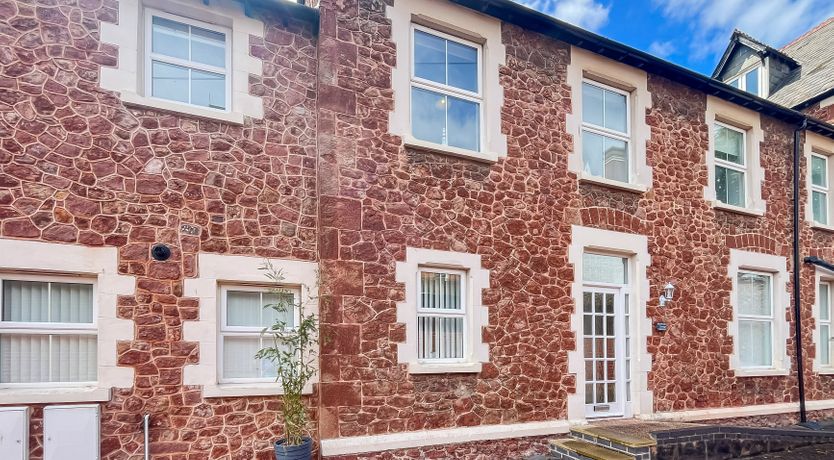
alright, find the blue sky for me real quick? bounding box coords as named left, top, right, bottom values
left=513, top=0, right=834, bottom=75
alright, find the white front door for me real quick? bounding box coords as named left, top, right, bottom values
left=583, top=287, right=628, bottom=418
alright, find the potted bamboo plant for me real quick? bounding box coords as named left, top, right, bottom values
left=255, top=262, right=318, bottom=460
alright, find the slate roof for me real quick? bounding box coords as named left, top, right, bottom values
left=711, top=30, right=799, bottom=79
left=767, top=17, right=834, bottom=108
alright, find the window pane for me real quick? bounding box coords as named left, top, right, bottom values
left=821, top=283, right=830, bottom=321
left=411, top=87, right=446, bottom=145
left=226, top=291, right=261, bottom=327
left=420, top=271, right=463, bottom=310
left=414, top=30, right=446, bottom=85
left=604, top=89, right=627, bottom=133
left=151, top=61, right=189, bottom=104
left=582, top=130, right=604, bottom=177
left=582, top=253, right=627, bottom=284
left=582, top=83, right=604, bottom=127
left=447, top=40, right=478, bottom=93
left=191, top=69, right=226, bottom=109
left=715, top=165, right=745, bottom=207
left=2, top=280, right=49, bottom=322
left=263, top=292, right=296, bottom=328
left=50, top=283, right=93, bottom=324
left=152, top=16, right=189, bottom=60
left=222, top=337, right=261, bottom=379
left=745, top=68, right=759, bottom=96
left=813, top=190, right=828, bottom=225
left=604, top=137, right=628, bottom=182
left=822, top=324, right=831, bottom=365
left=51, top=334, right=97, bottom=383
left=812, top=155, right=828, bottom=187
left=447, top=96, right=479, bottom=151
left=715, top=124, right=744, bottom=165
left=417, top=316, right=464, bottom=360
left=191, top=26, right=226, bottom=68
left=728, top=78, right=740, bottom=88
left=739, top=320, right=772, bottom=367
left=738, top=272, right=771, bottom=316
left=0, top=334, right=95, bottom=383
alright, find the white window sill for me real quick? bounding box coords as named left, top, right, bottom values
left=0, top=386, right=110, bottom=404
left=712, top=201, right=765, bottom=217
left=202, top=382, right=314, bottom=399
left=403, top=136, right=498, bottom=164
left=734, top=367, right=789, bottom=377
left=120, top=92, right=246, bottom=125
left=811, top=222, right=834, bottom=233
left=408, top=362, right=483, bottom=374
left=817, top=367, right=834, bottom=375
left=578, top=174, right=648, bottom=194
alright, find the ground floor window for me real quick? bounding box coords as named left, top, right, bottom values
left=0, top=276, right=97, bottom=385
left=417, top=268, right=466, bottom=362
left=737, top=271, right=774, bottom=368
left=819, top=280, right=832, bottom=368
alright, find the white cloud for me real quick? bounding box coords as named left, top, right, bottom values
left=649, top=40, right=676, bottom=58
left=516, top=0, right=611, bottom=31
left=653, top=0, right=834, bottom=64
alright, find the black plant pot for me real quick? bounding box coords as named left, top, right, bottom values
left=274, top=436, right=313, bottom=460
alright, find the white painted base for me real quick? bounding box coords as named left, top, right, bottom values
left=320, top=419, right=571, bottom=456
left=644, top=399, right=834, bottom=422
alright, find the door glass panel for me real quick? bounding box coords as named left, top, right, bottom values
left=583, top=253, right=627, bottom=284
left=584, top=291, right=619, bottom=411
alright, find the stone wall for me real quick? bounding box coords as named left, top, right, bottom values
left=0, top=0, right=318, bottom=458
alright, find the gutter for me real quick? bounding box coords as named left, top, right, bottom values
left=793, top=120, right=808, bottom=424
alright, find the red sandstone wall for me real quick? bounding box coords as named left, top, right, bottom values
left=0, top=0, right=318, bottom=458
left=315, top=0, right=834, bottom=450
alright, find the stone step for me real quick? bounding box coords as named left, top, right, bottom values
left=549, top=438, right=635, bottom=460
left=570, top=425, right=654, bottom=459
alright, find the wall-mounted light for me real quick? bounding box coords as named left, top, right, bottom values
left=659, top=282, right=676, bottom=307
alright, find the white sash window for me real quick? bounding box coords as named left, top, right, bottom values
left=0, top=276, right=97, bottom=385
left=417, top=268, right=466, bottom=362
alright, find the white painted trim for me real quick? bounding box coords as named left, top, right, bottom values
left=644, top=399, right=834, bottom=422
left=394, top=248, right=490, bottom=373
left=704, top=96, right=766, bottom=215
left=804, top=132, right=834, bottom=228
left=813, top=268, right=834, bottom=373
left=100, top=0, right=264, bottom=121
left=320, top=419, right=571, bottom=456
left=387, top=0, right=507, bottom=160
left=567, top=46, right=653, bottom=191
left=567, top=226, right=653, bottom=422
left=0, top=239, right=135, bottom=405
left=727, top=249, right=790, bottom=376
left=182, top=253, right=318, bottom=398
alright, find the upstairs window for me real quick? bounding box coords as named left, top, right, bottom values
left=0, top=277, right=97, bottom=385
left=417, top=268, right=466, bottom=362
left=581, top=81, right=630, bottom=183
left=727, top=66, right=762, bottom=97
left=146, top=11, right=230, bottom=111
left=812, top=153, right=831, bottom=226
left=410, top=26, right=482, bottom=152
left=714, top=122, right=747, bottom=207
left=219, top=286, right=299, bottom=383
left=819, top=281, right=832, bottom=368
left=737, top=271, right=774, bottom=368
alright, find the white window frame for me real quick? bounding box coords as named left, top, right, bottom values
left=409, top=24, right=485, bottom=154
left=415, top=266, right=468, bottom=364
left=144, top=8, right=232, bottom=113
left=818, top=280, right=833, bottom=371
left=727, top=65, right=763, bottom=97
left=736, top=270, right=775, bottom=370
left=218, top=284, right=301, bottom=385
left=811, top=152, right=831, bottom=226
left=580, top=79, right=632, bottom=184
left=713, top=121, right=749, bottom=208
left=0, top=274, right=98, bottom=389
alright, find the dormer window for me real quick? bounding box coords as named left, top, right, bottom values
left=727, top=66, right=763, bottom=97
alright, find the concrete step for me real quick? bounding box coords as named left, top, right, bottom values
left=570, top=425, right=654, bottom=459
left=549, top=438, right=635, bottom=460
